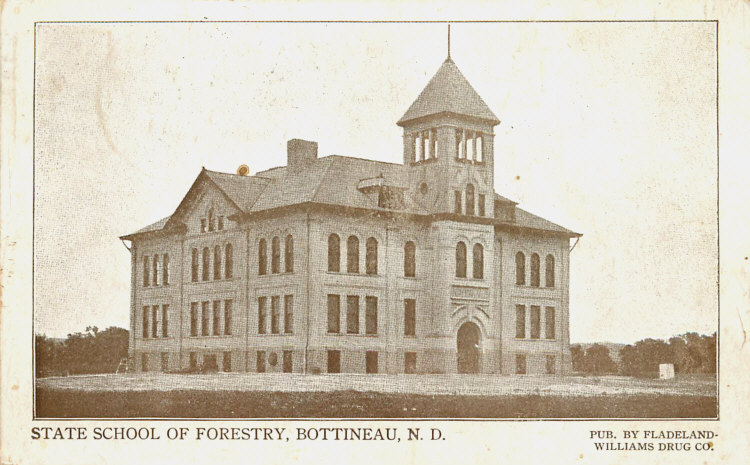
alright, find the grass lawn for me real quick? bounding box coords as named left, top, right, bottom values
left=35, top=373, right=717, bottom=419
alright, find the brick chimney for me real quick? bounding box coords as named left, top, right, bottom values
left=287, top=139, right=318, bottom=171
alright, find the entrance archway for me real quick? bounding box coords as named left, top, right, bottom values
left=457, top=322, right=481, bottom=374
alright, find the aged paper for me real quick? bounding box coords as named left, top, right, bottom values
left=1, top=0, right=748, bottom=464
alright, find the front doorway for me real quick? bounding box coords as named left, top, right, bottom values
left=457, top=322, right=481, bottom=374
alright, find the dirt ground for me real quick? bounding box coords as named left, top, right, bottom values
left=36, top=372, right=716, bottom=397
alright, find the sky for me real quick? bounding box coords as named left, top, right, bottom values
left=33, top=22, right=717, bottom=344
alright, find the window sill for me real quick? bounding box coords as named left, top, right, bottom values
left=258, top=272, right=295, bottom=277
left=516, top=285, right=556, bottom=289
left=327, top=332, right=379, bottom=337
left=189, top=335, right=234, bottom=339
left=256, top=333, right=294, bottom=336
left=326, top=271, right=381, bottom=277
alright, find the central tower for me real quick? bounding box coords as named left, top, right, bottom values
left=398, top=56, right=500, bottom=217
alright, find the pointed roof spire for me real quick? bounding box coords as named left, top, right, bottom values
left=447, top=24, right=452, bottom=62
left=397, top=57, right=500, bottom=126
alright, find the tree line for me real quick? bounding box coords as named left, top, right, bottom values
left=35, top=326, right=129, bottom=377
left=571, top=332, right=717, bottom=376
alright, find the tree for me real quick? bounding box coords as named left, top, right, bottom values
left=570, top=344, right=585, bottom=372
left=584, top=344, right=617, bottom=374
left=36, top=326, right=129, bottom=376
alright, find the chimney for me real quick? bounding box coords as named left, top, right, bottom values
left=287, top=139, right=318, bottom=171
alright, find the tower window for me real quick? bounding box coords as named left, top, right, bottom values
left=366, top=237, right=378, bottom=275
left=472, top=243, right=484, bottom=279
left=271, top=236, right=281, bottom=274
left=404, top=241, right=416, bottom=277
left=213, top=245, right=222, bottom=280
left=466, top=184, right=475, bottom=216
left=545, top=307, right=556, bottom=339
left=225, top=243, right=233, bottom=278
left=258, top=239, right=267, bottom=275
left=515, top=252, right=525, bottom=285
left=143, top=256, right=150, bottom=287
left=545, top=254, right=555, bottom=287
left=530, top=253, right=541, bottom=287
left=454, top=190, right=462, bottom=214
left=404, top=299, right=416, bottom=336
left=285, top=235, right=294, bottom=273
left=478, top=194, right=486, bottom=217
left=208, top=209, right=215, bottom=232
left=328, top=234, right=340, bottom=272
left=202, top=247, right=210, bottom=281
left=455, top=241, right=467, bottom=278
left=347, top=236, right=359, bottom=273
left=476, top=134, right=484, bottom=162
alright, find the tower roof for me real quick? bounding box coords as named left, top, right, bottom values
left=397, top=58, right=500, bottom=127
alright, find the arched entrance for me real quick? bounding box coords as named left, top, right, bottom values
left=457, top=322, right=481, bottom=374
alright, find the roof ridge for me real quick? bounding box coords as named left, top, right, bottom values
left=320, top=154, right=402, bottom=166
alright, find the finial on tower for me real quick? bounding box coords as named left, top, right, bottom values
left=446, top=24, right=452, bottom=62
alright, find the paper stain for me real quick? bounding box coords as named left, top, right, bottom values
left=11, top=384, right=19, bottom=391
left=95, top=31, right=121, bottom=157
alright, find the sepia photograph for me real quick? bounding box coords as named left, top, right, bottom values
left=31, top=21, right=718, bottom=419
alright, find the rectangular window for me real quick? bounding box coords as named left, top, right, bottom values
left=346, top=295, right=360, bottom=334
left=365, top=296, right=378, bottom=335
left=223, top=351, right=232, bottom=372
left=141, top=353, right=148, bottom=372
left=143, top=256, right=150, bottom=287
left=163, top=254, right=169, bottom=285
left=545, top=307, right=555, bottom=339
left=161, top=304, right=169, bottom=338
left=546, top=355, right=556, bottom=374
left=271, top=296, right=280, bottom=334
left=404, top=299, right=416, bottom=336
left=404, top=352, right=417, bottom=374
left=161, top=353, right=169, bottom=372
left=212, top=301, right=221, bottom=336
left=515, top=305, right=526, bottom=339
left=327, top=350, right=341, bottom=374
left=218, top=216, right=224, bottom=230
left=201, top=301, right=210, bottom=336
left=200, top=219, right=206, bottom=233
left=151, top=305, right=158, bottom=338
left=258, top=297, right=267, bottom=334
left=516, top=354, right=527, bottom=374
left=366, top=351, right=378, bottom=374
left=190, top=303, right=198, bottom=336
left=327, top=295, right=340, bottom=333
left=224, top=300, right=232, bottom=336
left=454, top=190, right=462, bottom=214
left=284, top=295, right=294, bottom=334
left=478, top=194, right=486, bottom=216
left=256, top=351, right=266, bottom=373
left=283, top=350, right=293, bottom=373
left=530, top=305, right=541, bottom=339
left=142, top=306, right=149, bottom=338
left=189, top=352, right=197, bottom=370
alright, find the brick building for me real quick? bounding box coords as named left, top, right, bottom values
left=121, top=54, right=581, bottom=375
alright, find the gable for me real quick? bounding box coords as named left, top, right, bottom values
left=164, top=170, right=243, bottom=234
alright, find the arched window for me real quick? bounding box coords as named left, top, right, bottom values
left=347, top=236, right=359, bottom=273
left=515, top=252, right=525, bottom=285
left=208, top=208, right=215, bottom=232
left=466, top=184, right=475, bottom=216
left=366, top=237, right=378, bottom=275
left=455, top=242, right=467, bottom=278
left=143, top=255, right=150, bottom=287
left=530, top=253, right=540, bottom=287
left=213, top=245, right=222, bottom=280
left=191, top=249, right=198, bottom=282
left=163, top=253, right=169, bottom=285
left=404, top=241, right=416, bottom=277
left=225, top=243, right=233, bottom=279
left=202, top=247, right=210, bottom=281
left=545, top=254, right=555, bottom=287
left=152, top=255, right=159, bottom=286
left=328, top=234, right=340, bottom=272
left=285, top=235, right=294, bottom=273
left=473, top=243, right=484, bottom=279
left=271, top=237, right=281, bottom=273
left=258, top=239, right=267, bottom=275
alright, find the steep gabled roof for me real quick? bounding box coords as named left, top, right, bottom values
left=397, top=58, right=500, bottom=126
left=203, top=169, right=272, bottom=212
